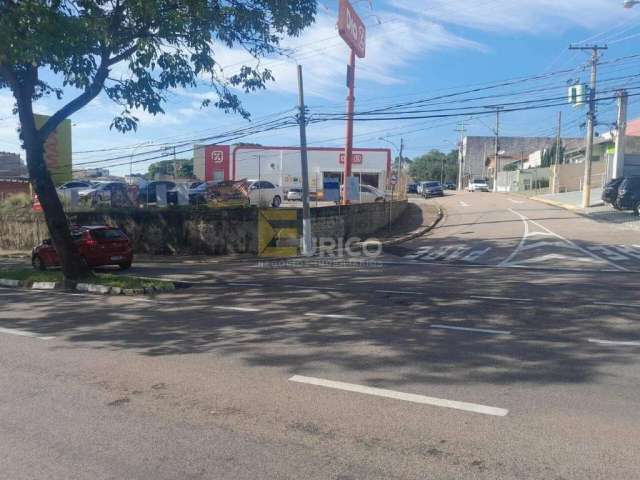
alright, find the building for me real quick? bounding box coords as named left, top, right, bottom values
left=0, top=152, right=27, bottom=177
left=193, top=144, right=392, bottom=192
left=462, top=136, right=583, bottom=181
left=0, top=177, right=30, bottom=201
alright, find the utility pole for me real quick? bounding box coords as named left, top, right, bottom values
left=569, top=43, right=607, bottom=208
left=342, top=50, right=356, bottom=205
left=493, top=107, right=502, bottom=193
left=613, top=89, right=628, bottom=180
left=297, top=65, right=313, bottom=256
left=455, top=121, right=466, bottom=191
left=555, top=111, right=562, bottom=166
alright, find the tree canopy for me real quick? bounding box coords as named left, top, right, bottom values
left=409, top=149, right=459, bottom=183
left=0, top=0, right=317, bottom=281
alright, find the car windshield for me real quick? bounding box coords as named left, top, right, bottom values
left=90, top=229, right=126, bottom=240
left=425, top=182, right=440, bottom=187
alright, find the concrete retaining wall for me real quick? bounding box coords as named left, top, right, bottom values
left=0, top=201, right=407, bottom=255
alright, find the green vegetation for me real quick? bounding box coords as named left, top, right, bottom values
left=0, top=193, right=32, bottom=213
left=0, top=269, right=174, bottom=290
left=147, top=159, right=194, bottom=180
left=409, top=149, right=459, bottom=183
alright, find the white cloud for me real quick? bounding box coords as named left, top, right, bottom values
left=207, top=11, right=483, bottom=100
left=391, top=0, right=630, bottom=33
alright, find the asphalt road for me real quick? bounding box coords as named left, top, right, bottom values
left=1, top=192, right=640, bottom=479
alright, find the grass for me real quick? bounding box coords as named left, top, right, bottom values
left=0, top=268, right=174, bottom=290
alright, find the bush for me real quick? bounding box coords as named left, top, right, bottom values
left=0, top=193, right=32, bottom=213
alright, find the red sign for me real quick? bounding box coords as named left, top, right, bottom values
left=339, top=153, right=363, bottom=164
left=337, top=0, right=366, bottom=58
left=204, top=145, right=230, bottom=182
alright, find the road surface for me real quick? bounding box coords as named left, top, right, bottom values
left=1, top=192, right=639, bottom=479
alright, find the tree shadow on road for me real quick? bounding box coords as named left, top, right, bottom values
left=1, top=241, right=639, bottom=390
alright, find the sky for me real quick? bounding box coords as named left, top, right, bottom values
left=2, top=0, right=640, bottom=176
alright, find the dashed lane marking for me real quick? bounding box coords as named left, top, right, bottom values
left=430, top=324, right=512, bottom=335
left=469, top=295, right=533, bottom=302
left=0, top=326, right=54, bottom=340
left=376, top=290, right=422, bottom=295
left=592, top=301, right=640, bottom=308
left=304, top=313, right=365, bottom=320
left=213, top=306, right=261, bottom=312
left=289, top=375, right=509, bottom=417
left=588, top=338, right=640, bottom=347
left=459, top=201, right=471, bottom=207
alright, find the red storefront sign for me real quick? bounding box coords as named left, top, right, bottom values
left=337, top=0, right=366, bottom=58
left=339, top=153, right=363, bottom=164
left=204, top=145, right=230, bottom=182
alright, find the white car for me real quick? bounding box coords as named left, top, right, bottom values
left=468, top=179, right=490, bottom=192
left=356, top=184, right=387, bottom=203
left=57, top=180, right=93, bottom=201
left=286, top=188, right=302, bottom=201
left=247, top=179, right=283, bottom=207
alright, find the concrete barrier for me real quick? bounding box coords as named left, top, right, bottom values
left=0, top=201, right=407, bottom=256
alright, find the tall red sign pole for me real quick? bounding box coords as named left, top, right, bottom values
left=337, top=0, right=365, bottom=205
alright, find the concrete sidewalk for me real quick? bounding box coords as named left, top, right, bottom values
left=533, top=188, right=640, bottom=232
left=534, top=188, right=604, bottom=210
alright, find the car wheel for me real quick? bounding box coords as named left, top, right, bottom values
left=272, top=196, right=282, bottom=208
left=119, top=261, right=132, bottom=271
left=32, top=255, right=46, bottom=271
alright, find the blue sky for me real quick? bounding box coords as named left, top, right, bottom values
left=2, top=0, right=640, bottom=176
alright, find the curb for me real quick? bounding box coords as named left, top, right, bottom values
left=379, top=206, right=444, bottom=247
left=0, top=277, right=176, bottom=296
left=532, top=196, right=605, bottom=212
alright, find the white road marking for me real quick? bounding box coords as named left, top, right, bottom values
left=430, top=324, right=512, bottom=335
left=376, top=289, right=421, bottom=295
left=289, top=375, right=508, bottom=417
left=508, top=198, right=525, bottom=204
left=501, top=209, right=627, bottom=271
left=213, top=306, right=261, bottom=312
left=511, top=253, right=602, bottom=265
left=470, top=295, right=533, bottom=302
left=588, top=338, right=640, bottom=347
left=459, top=201, right=471, bottom=207
left=228, top=282, right=263, bottom=287
left=592, top=301, right=640, bottom=308
left=304, top=313, right=365, bottom=320
left=0, top=326, right=54, bottom=340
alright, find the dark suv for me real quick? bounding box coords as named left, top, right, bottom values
left=602, top=177, right=640, bottom=215
left=615, top=176, right=640, bottom=215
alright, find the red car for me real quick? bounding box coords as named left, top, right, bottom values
left=32, top=226, right=134, bottom=271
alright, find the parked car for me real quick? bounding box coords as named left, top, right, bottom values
left=32, top=226, right=133, bottom=271
left=602, top=177, right=626, bottom=209
left=406, top=183, right=418, bottom=194
left=247, top=179, right=283, bottom=207
left=421, top=181, right=444, bottom=198
left=286, top=187, right=303, bottom=201
left=138, top=180, right=177, bottom=205
left=444, top=182, right=456, bottom=190
left=78, top=181, right=131, bottom=207
left=613, top=176, right=640, bottom=215
left=57, top=180, right=92, bottom=193
left=188, top=181, right=214, bottom=205
left=468, top=178, right=490, bottom=192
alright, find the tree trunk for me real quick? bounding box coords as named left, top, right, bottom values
left=26, top=140, right=92, bottom=285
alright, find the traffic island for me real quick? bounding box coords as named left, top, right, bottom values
left=0, top=269, right=175, bottom=296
